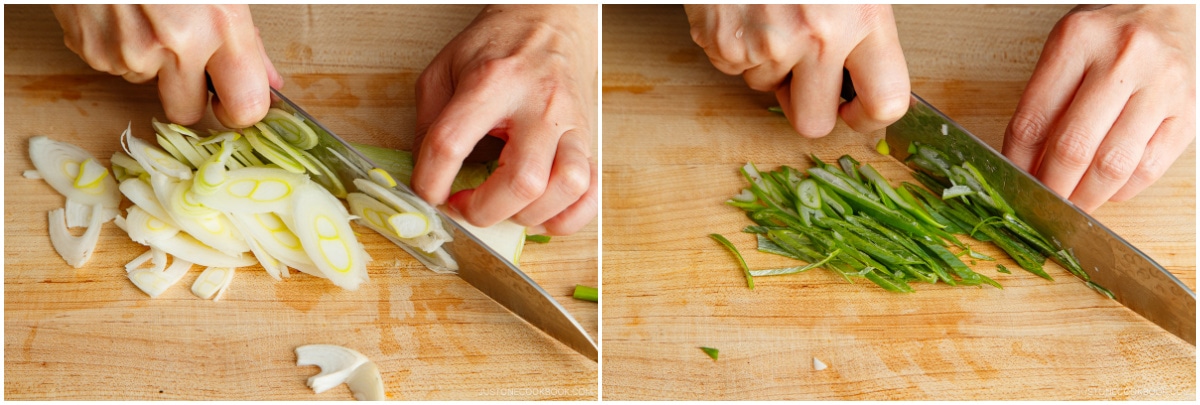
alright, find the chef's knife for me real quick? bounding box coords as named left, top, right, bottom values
left=266, top=87, right=598, bottom=360
left=841, top=71, right=1196, bottom=345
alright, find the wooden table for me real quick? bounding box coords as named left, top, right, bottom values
left=5, top=5, right=597, bottom=400
left=602, top=5, right=1194, bottom=400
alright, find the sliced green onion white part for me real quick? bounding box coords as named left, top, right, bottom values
left=122, top=123, right=193, bottom=180
left=124, top=205, right=181, bottom=245
left=23, top=170, right=42, bottom=179
left=289, top=184, right=368, bottom=290
left=456, top=219, right=527, bottom=265
left=228, top=212, right=320, bottom=277
left=263, top=108, right=320, bottom=150
left=191, top=267, right=236, bottom=300
left=128, top=256, right=192, bottom=298
left=48, top=204, right=104, bottom=268
left=28, top=136, right=120, bottom=209
left=295, top=344, right=385, bottom=400
left=145, top=232, right=256, bottom=268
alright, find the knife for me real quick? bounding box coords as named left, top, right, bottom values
left=840, top=70, right=1196, bottom=345
left=265, top=87, right=599, bottom=361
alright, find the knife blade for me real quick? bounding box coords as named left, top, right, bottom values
left=839, top=71, right=1195, bottom=344
left=266, top=88, right=598, bottom=360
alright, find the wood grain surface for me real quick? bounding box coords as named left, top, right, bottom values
left=5, top=5, right=597, bottom=400
left=601, top=4, right=1195, bottom=400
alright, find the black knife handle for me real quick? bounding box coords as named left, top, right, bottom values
left=840, top=67, right=857, bottom=103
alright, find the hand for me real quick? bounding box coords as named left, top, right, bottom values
left=51, top=5, right=283, bottom=128
left=684, top=4, right=910, bottom=137
left=1003, top=4, right=1196, bottom=213
left=412, top=5, right=598, bottom=236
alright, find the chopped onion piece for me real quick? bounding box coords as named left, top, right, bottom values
left=147, top=232, right=256, bottom=268
left=124, top=205, right=181, bottom=245
left=28, top=136, right=120, bottom=209
left=295, top=344, right=384, bottom=400
left=128, top=256, right=192, bottom=298
left=192, top=166, right=311, bottom=213
left=119, top=178, right=178, bottom=228
left=48, top=204, right=104, bottom=268
left=23, top=170, right=42, bottom=179
left=387, top=212, right=430, bottom=239
left=289, top=184, right=368, bottom=290
left=368, top=168, right=396, bottom=188
left=122, top=123, right=193, bottom=179
left=813, top=357, right=828, bottom=371
left=191, top=267, right=236, bottom=300
left=457, top=218, right=526, bottom=265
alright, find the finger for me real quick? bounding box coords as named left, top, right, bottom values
left=741, top=25, right=799, bottom=92
left=254, top=27, right=284, bottom=89
left=839, top=21, right=910, bottom=133
left=156, top=58, right=209, bottom=125
left=445, top=119, right=559, bottom=227
left=209, top=22, right=271, bottom=128
left=778, top=58, right=843, bottom=138
left=1067, top=91, right=1164, bottom=212
left=510, top=129, right=593, bottom=227
left=532, top=159, right=598, bottom=236
left=1111, top=114, right=1194, bottom=202
left=1035, top=71, right=1135, bottom=200
left=413, top=58, right=455, bottom=155
left=1002, top=27, right=1087, bottom=173
left=411, top=75, right=509, bottom=206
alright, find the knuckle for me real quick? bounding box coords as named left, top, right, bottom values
left=554, top=162, right=591, bottom=198
left=1007, top=111, right=1052, bottom=149
left=424, top=136, right=472, bottom=161
left=1092, top=146, right=1139, bottom=181
left=1050, top=127, right=1097, bottom=168
left=1056, top=11, right=1101, bottom=42
left=508, top=169, right=549, bottom=202
left=1127, top=148, right=1170, bottom=185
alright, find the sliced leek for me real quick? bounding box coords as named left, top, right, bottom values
left=128, top=256, right=192, bottom=298
left=191, top=266, right=236, bottom=300
left=48, top=204, right=104, bottom=268
left=289, top=184, right=368, bottom=290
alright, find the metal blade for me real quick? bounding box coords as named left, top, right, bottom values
left=885, top=93, right=1196, bottom=345
left=268, top=88, right=599, bottom=360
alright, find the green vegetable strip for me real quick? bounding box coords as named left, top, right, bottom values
left=526, top=234, right=552, bottom=243
left=573, top=285, right=598, bottom=302
left=700, top=347, right=720, bottom=361
left=750, top=249, right=840, bottom=277
left=710, top=234, right=755, bottom=290
left=808, top=167, right=928, bottom=238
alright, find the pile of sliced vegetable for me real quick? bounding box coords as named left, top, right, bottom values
left=713, top=143, right=1112, bottom=297
left=27, top=108, right=531, bottom=299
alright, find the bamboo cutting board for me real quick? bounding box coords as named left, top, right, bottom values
left=4, top=5, right=597, bottom=400
left=602, top=5, right=1195, bottom=400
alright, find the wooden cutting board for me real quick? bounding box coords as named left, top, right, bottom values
left=4, top=5, right=597, bottom=400
left=602, top=4, right=1195, bottom=400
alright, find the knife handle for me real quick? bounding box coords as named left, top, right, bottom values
left=840, top=67, right=857, bottom=102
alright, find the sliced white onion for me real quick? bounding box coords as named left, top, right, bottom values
left=191, top=266, right=235, bottom=300
left=48, top=203, right=104, bottom=268
left=289, top=184, right=368, bottom=290
left=128, top=256, right=192, bottom=298
left=28, top=136, right=120, bottom=209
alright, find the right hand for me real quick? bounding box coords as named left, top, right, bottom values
left=684, top=4, right=910, bottom=137
left=51, top=5, right=283, bottom=128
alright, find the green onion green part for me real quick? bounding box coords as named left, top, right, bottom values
left=710, top=233, right=755, bottom=290
left=573, top=285, right=598, bottom=302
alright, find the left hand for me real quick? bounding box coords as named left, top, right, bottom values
left=412, top=5, right=598, bottom=236
left=1003, top=4, right=1196, bottom=213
